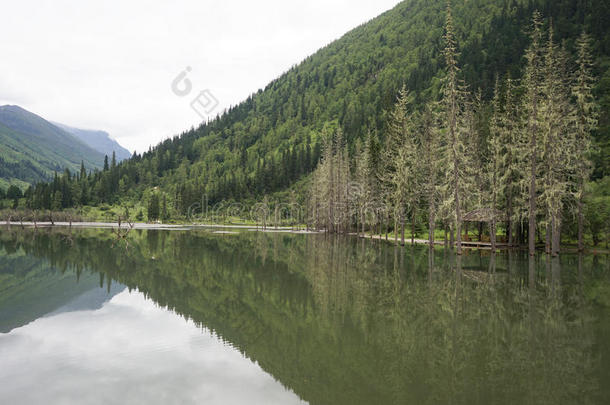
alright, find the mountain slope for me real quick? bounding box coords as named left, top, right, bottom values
left=0, top=105, right=105, bottom=186
left=24, top=0, right=610, bottom=208
left=135, top=0, right=609, bottom=202
left=53, top=122, right=131, bottom=161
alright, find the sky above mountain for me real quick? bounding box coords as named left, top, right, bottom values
left=0, top=0, right=401, bottom=153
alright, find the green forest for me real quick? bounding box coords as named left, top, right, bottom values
left=2, top=0, right=609, bottom=250
left=0, top=106, right=105, bottom=186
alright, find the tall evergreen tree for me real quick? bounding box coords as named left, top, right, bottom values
left=572, top=32, right=598, bottom=251
left=522, top=11, right=545, bottom=256
left=148, top=193, right=160, bottom=221
left=441, top=2, right=471, bottom=254
left=380, top=86, right=413, bottom=242
left=488, top=77, right=503, bottom=250
left=420, top=104, right=442, bottom=246
left=499, top=74, right=521, bottom=246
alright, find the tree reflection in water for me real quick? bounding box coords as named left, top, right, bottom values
left=0, top=228, right=608, bottom=405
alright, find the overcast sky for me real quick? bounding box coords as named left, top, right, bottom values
left=0, top=0, right=402, bottom=153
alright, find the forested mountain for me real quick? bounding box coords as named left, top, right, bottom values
left=53, top=122, right=131, bottom=162
left=21, top=0, right=610, bottom=237
left=0, top=248, right=106, bottom=333
left=0, top=105, right=105, bottom=187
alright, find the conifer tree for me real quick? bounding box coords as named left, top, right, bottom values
left=148, top=193, right=160, bottom=221
left=354, top=131, right=381, bottom=236
left=522, top=11, right=545, bottom=256
left=309, top=128, right=351, bottom=233
left=420, top=104, right=442, bottom=246
left=441, top=2, right=470, bottom=254
left=572, top=32, right=598, bottom=251
left=499, top=74, right=521, bottom=246
left=380, top=86, right=418, bottom=243
left=540, top=28, right=573, bottom=256
left=488, top=77, right=503, bottom=250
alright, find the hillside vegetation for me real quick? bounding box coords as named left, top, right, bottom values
left=14, top=0, right=610, bottom=247
left=0, top=105, right=105, bottom=185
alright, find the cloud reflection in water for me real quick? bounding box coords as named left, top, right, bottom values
left=0, top=289, right=306, bottom=405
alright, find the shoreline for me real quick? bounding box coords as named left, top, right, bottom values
left=0, top=221, right=322, bottom=233
left=1, top=221, right=607, bottom=254
left=358, top=232, right=610, bottom=255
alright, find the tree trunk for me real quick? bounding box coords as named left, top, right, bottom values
left=401, top=214, right=406, bottom=246
left=528, top=131, right=537, bottom=256
left=507, top=192, right=514, bottom=246
left=552, top=216, right=560, bottom=257
left=450, top=225, right=455, bottom=249
left=490, top=219, right=497, bottom=251
left=545, top=220, right=552, bottom=255
left=411, top=208, right=416, bottom=245
left=429, top=209, right=435, bottom=247
left=394, top=216, right=398, bottom=246
left=577, top=186, right=584, bottom=252
left=362, top=212, right=366, bottom=237
left=455, top=188, right=462, bottom=254
left=385, top=212, right=389, bottom=241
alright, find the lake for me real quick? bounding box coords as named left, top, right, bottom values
left=0, top=227, right=609, bottom=404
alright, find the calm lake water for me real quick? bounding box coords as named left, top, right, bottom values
left=0, top=228, right=609, bottom=404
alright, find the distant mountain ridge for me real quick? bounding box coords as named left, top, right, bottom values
left=53, top=122, right=131, bottom=161
left=0, top=105, right=128, bottom=188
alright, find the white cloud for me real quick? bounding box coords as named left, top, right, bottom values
left=0, top=290, right=307, bottom=405
left=0, top=0, right=402, bottom=153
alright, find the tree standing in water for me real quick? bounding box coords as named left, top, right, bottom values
left=441, top=2, right=470, bottom=254
left=572, top=32, right=597, bottom=252
left=522, top=11, right=545, bottom=256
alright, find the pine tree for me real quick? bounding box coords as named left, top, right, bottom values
left=309, top=128, right=352, bottom=233
left=161, top=194, right=170, bottom=221
left=499, top=74, right=521, bottom=246
left=380, top=85, right=414, bottom=242
left=79, top=161, right=86, bottom=181
left=148, top=193, right=160, bottom=221
left=488, top=77, right=503, bottom=250
left=522, top=11, right=545, bottom=256
left=441, top=2, right=471, bottom=254
left=540, top=28, right=573, bottom=256
left=572, top=32, right=598, bottom=251
left=420, top=103, right=442, bottom=246
left=353, top=130, right=381, bottom=236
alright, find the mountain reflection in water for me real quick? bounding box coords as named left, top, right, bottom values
left=0, top=228, right=608, bottom=405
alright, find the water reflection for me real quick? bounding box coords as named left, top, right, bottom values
left=0, top=290, right=305, bottom=405
left=0, top=228, right=608, bottom=404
